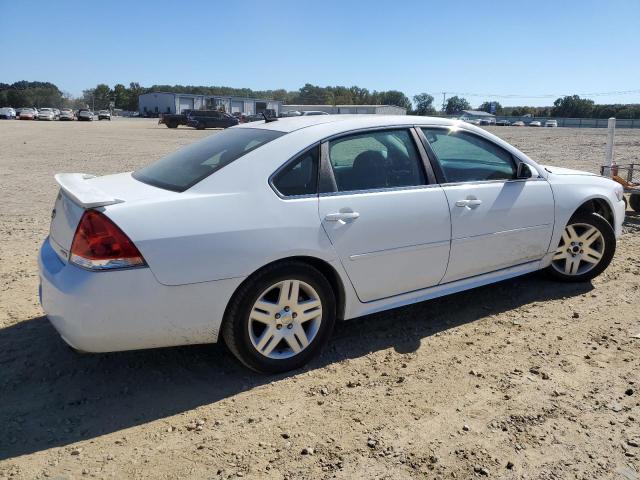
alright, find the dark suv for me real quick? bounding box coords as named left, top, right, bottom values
left=186, top=110, right=239, bottom=130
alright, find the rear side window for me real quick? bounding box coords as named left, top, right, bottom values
left=272, top=147, right=319, bottom=197
left=328, top=129, right=426, bottom=192
left=422, top=128, right=516, bottom=183
left=133, top=128, right=284, bottom=192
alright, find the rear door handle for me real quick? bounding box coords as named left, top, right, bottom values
left=455, top=199, right=482, bottom=208
left=324, top=211, right=360, bottom=221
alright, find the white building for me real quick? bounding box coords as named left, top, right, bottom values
left=138, top=92, right=282, bottom=116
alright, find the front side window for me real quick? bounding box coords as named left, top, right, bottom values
left=133, top=128, right=284, bottom=192
left=272, top=147, right=319, bottom=196
left=422, top=128, right=516, bottom=183
left=328, top=129, right=426, bottom=192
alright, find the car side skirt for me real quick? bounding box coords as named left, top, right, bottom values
left=342, top=260, right=542, bottom=320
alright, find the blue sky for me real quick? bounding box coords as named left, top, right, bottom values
left=1, top=0, right=639, bottom=107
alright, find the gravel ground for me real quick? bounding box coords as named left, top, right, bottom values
left=1, top=119, right=639, bottom=479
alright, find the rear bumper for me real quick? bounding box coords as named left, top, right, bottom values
left=38, top=237, right=244, bottom=353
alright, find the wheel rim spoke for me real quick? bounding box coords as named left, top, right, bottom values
left=291, top=323, right=310, bottom=349
left=283, top=332, right=302, bottom=354
left=278, top=280, right=300, bottom=306
left=250, top=306, right=275, bottom=324
left=581, top=227, right=601, bottom=246
left=261, top=333, right=281, bottom=356
left=582, top=247, right=603, bottom=264
left=256, top=326, right=279, bottom=355
left=564, top=257, right=580, bottom=275
left=566, top=225, right=579, bottom=242
left=553, top=248, right=567, bottom=260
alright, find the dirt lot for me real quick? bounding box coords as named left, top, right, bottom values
left=1, top=119, right=639, bottom=480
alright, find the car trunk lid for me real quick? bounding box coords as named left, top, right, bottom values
left=49, top=172, right=177, bottom=260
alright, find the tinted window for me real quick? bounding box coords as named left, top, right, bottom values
left=328, top=130, right=425, bottom=192
left=272, top=147, right=319, bottom=196
left=422, top=128, right=516, bottom=183
left=133, top=128, right=284, bottom=192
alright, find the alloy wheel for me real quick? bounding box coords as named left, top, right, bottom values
left=248, top=279, right=323, bottom=359
left=551, top=223, right=605, bottom=276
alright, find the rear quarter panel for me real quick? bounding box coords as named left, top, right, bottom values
left=104, top=130, right=339, bottom=286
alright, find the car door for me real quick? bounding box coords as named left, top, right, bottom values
left=318, top=128, right=451, bottom=303
left=420, top=127, right=554, bottom=283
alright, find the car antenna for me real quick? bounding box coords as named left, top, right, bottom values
left=262, top=112, right=278, bottom=123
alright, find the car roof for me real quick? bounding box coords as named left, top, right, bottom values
left=234, top=114, right=458, bottom=134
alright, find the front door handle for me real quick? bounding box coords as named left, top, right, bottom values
left=455, top=198, right=482, bottom=208
left=324, top=211, right=360, bottom=222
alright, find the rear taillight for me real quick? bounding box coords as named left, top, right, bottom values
left=70, top=210, right=145, bottom=270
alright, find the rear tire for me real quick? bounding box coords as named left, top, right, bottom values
left=222, top=261, right=336, bottom=374
left=545, top=211, right=615, bottom=282
left=629, top=194, right=640, bottom=212
left=196, top=122, right=206, bottom=130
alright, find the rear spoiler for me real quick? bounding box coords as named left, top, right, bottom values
left=54, top=173, right=124, bottom=208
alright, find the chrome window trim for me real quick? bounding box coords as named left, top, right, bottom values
left=318, top=183, right=442, bottom=198
left=439, top=177, right=546, bottom=188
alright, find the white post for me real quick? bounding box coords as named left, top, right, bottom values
left=605, top=117, right=616, bottom=175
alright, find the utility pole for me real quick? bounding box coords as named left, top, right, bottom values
left=442, top=92, right=447, bottom=113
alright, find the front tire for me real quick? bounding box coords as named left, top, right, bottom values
left=546, top=211, right=615, bottom=282
left=222, top=261, right=336, bottom=374
left=629, top=194, right=640, bottom=212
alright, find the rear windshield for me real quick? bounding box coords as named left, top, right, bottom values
left=133, top=128, right=284, bottom=192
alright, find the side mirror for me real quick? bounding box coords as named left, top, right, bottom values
left=516, top=161, right=533, bottom=179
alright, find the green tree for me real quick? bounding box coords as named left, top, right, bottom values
left=376, top=90, right=412, bottom=110
left=478, top=101, right=503, bottom=115
left=112, top=83, right=129, bottom=109
left=294, top=83, right=332, bottom=104
left=445, top=96, right=471, bottom=114
left=413, top=93, right=436, bottom=115
left=551, top=95, right=594, bottom=118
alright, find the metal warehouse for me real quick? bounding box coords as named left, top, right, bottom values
left=282, top=104, right=406, bottom=115
left=138, top=92, right=282, bottom=116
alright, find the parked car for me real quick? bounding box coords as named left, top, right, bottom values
left=38, top=108, right=56, bottom=121
left=59, top=108, right=75, bottom=121
left=186, top=110, right=239, bottom=130
left=529, top=121, right=542, bottom=127
left=512, top=121, right=525, bottom=127
left=301, top=111, right=330, bottom=116
left=495, top=120, right=511, bottom=126
left=39, top=115, right=625, bottom=373
left=158, top=111, right=189, bottom=128
left=0, top=107, right=16, bottom=119
left=545, top=119, right=558, bottom=127
left=280, top=110, right=302, bottom=117
left=19, top=108, right=37, bottom=120
left=479, top=118, right=496, bottom=125
left=77, top=109, right=94, bottom=121
left=98, top=110, right=111, bottom=121
left=53, top=108, right=61, bottom=119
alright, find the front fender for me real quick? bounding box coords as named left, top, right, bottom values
left=547, top=175, right=624, bottom=256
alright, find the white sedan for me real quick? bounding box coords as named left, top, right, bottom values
left=39, top=115, right=625, bottom=373
left=38, top=108, right=56, bottom=120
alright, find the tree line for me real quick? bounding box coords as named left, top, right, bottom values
left=1, top=81, right=639, bottom=119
